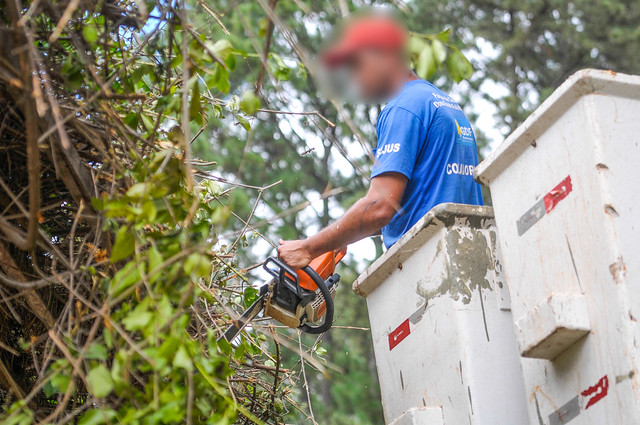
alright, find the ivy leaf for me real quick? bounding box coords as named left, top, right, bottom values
left=87, top=365, right=114, bottom=398
left=110, top=227, right=134, bottom=263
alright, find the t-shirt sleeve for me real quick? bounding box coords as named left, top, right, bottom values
left=371, top=106, right=427, bottom=180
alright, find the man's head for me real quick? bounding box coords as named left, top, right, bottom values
left=322, top=13, right=409, bottom=102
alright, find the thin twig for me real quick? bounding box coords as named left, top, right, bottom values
left=298, top=330, right=318, bottom=425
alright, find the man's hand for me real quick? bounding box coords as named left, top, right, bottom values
left=277, top=239, right=314, bottom=270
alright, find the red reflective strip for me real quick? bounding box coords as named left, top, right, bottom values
left=388, top=319, right=410, bottom=351
left=581, top=375, right=609, bottom=409
left=543, top=175, right=573, bottom=214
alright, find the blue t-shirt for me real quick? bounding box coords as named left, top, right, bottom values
left=372, top=79, right=483, bottom=248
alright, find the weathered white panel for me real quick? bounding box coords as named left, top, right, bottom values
left=353, top=204, right=528, bottom=425
left=476, top=69, right=640, bottom=425
left=515, top=294, right=591, bottom=359
left=389, top=407, right=444, bottom=425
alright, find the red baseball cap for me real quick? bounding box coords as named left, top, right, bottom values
left=322, top=15, right=408, bottom=67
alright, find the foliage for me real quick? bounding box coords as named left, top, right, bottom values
left=408, top=0, right=640, bottom=134
left=410, top=29, right=473, bottom=83
left=0, top=0, right=303, bottom=423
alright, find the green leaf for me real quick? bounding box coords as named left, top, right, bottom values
left=126, top=182, right=148, bottom=198
left=208, top=39, right=233, bottom=61
left=2, top=411, right=33, bottom=425
left=234, top=114, right=251, bottom=131
left=239, top=90, right=261, bottom=115
left=232, top=342, right=246, bottom=361
left=216, top=66, right=230, bottom=93
left=42, top=380, right=56, bottom=398
left=184, top=253, right=211, bottom=278
left=408, top=36, right=426, bottom=56
left=436, top=28, right=452, bottom=42
left=140, top=113, right=155, bottom=132
left=91, top=196, right=105, bottom=211
left=109, top=261, right=142, bottom=297
left=110, top=227, right=134, bottom=263
left=123, top=112, right=138, bottom=128
left=173, top=345, right=193, bottom=371
left=225, top=52, right=236, bottom=71
left=122, top=306, right=153, bottom=332
left=87, top=365, right=114, bottom=398
left=82, top=24, right=98, bottom=44
left=417, top=44, right=436, bottom=80
left=78, top=409, right=117, bottom=425
left=432, top=40, right=447, bottom=64
left=445, top=49, right=473, bottom=82
left=44, top=370, right=71, bottom=397
left=270, top=53, right=290, bottom=81
left=190, top=81, right=202, bottom=124
left=258, top=17, right=269, bottom=37
left=85, top=343, right=108, bottom=360
left=148, top=245, right=163, bottom=275
left=141, top=200, right=157, bottom=223
left=243, top=286, right=259, bottom=308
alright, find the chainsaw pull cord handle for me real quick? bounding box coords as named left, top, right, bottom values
left=298, top=265, right=334, bottom=335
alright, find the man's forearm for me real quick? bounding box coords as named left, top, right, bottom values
left=303, top=196, right=392, bottom=257
left=278, top=173, right=407, bottom=269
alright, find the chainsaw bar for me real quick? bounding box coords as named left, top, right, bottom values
left=219, top=293, right=267, bottom=343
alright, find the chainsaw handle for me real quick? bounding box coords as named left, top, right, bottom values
left=263, top=257, right=305, bottom=298
left=298, top=265, right=334, bottom=335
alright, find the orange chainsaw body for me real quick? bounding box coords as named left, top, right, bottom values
left=297, top=248, right=347, bottom=291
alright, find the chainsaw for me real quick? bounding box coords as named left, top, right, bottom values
left=219, top=248, right=347, bottom=342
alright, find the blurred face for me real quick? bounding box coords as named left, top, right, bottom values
left=345, top=48, right=401, bottom=102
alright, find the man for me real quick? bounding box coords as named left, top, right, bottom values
left=278, top=13, right=483, bottom=269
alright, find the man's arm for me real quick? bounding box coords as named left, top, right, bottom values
left=277, top=172, right=408, bottom=269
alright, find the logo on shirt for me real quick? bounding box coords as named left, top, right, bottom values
left=376, top=143, right=400, bottom=158
left=446, top=162, right=475, bottom=176
left=455, top=120, right=475, bottom=145
left=432, top=93, right=463, bottom=111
